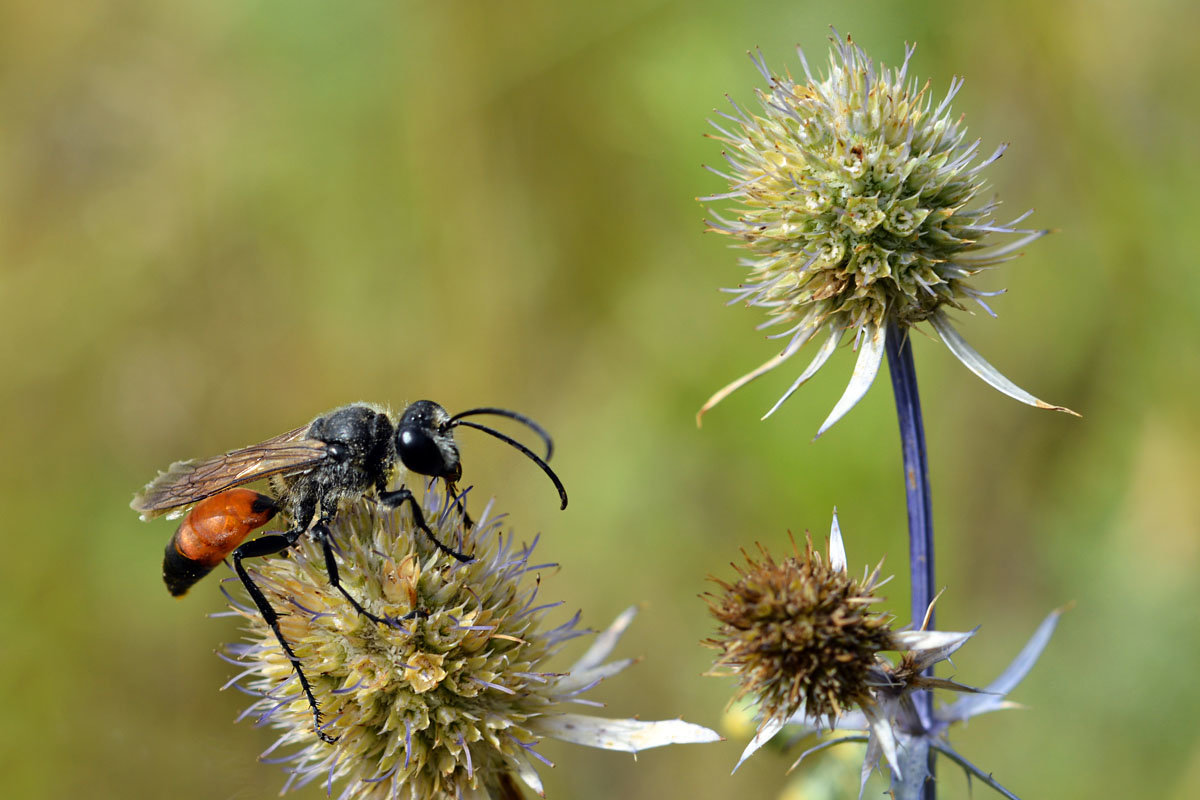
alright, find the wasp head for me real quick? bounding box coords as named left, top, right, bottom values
left=395, top=400, right=463, bottom=482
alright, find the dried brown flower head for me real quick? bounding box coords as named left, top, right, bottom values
left=704, top=514, right=891, bottom=723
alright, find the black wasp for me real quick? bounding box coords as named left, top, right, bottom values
left=131, top=401, right=568, bottom=743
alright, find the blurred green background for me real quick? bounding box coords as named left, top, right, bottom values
left=2, top=0, right=1198, bottom=798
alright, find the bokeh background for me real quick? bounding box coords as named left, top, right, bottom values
left=3, top=0, right=1198, bottom=798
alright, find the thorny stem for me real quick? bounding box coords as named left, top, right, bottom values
left=885, top=320, right=936, bottom=800
left=931, top=743, right=1022, bottom=800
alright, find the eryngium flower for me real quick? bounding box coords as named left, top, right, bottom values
left=703, top=515, right=892, bottom=723
left=224, top=487, right=718, bottom=799
left=698, top=32, right=1075, bottom=435
left=715, top=515, right=1062, bottom=800
left=704, top=515, right=969, bottom=766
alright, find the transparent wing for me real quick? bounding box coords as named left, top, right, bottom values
left=131, top=424, right=326, bottom=518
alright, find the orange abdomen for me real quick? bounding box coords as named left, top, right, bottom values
left=163, top=489, right=279, bottom=596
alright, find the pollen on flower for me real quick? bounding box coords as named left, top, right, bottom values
left=224, top=485, right=719, bottom=799
left=703, top=531, right=892, bottom=724
left=406, top=652, right=447, bottom=693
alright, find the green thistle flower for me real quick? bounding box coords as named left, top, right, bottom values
left=698, top=32, right=1076, bottom=435
left=225, top=487, right=718, bottom=799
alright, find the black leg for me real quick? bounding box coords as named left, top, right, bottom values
left=311, top=520, right=418, bottom=628
left=232, top=531, right=337, bottom=745
left=377, top=486, right=473, bottom=562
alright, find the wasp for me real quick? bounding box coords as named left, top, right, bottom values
left=132, top=400, right=567, bottom=743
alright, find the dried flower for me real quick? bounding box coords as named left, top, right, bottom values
left=705, top=512, right=968, bottom=766
left=704, top=513, right=892, bottom=723
left=698, top=32, right=1075, bottom=435
left=224, top=487, right=719, bottom=799
left=710, top=514, right=1062, bottom=800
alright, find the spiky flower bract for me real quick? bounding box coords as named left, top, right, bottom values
left=778, top=608, right=1064, bottom=800
left=698, top=32, right=1074, bottom=435
left=225, top=486, right=718, bottom=799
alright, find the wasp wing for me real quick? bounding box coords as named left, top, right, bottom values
left=131, top=424, right=327, bottom=519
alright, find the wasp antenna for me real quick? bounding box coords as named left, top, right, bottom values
left=447, top=408, right=555, bottom=461
left=452, top=420, right=568, bottom=510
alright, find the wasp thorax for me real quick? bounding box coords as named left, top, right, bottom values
left=308, top=405, right=392, bottom=463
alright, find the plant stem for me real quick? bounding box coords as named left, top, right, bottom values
left=885, top=320, right=936, bottom=800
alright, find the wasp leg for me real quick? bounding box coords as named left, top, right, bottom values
left=377, top=487, right=473, bottom=562
left=310, top=520, right=419, bottom=628
left=232, top=532, right=337, bottom=745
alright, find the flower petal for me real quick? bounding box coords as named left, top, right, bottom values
left=859, top=733, right=881, bottom=800
left=553, top=658, right=635, bottom=696
left=530, top=714, right=720, bottom=754
left=813, top=324, right=885, bottom=440
left=733, top=713, right=787, bottom=772
left=912, top=675, right=982, bottom=694
left=829, top=509, right=847, bottom=574
left=929, top=311, right=1078, bottom=416
left=861, top=704, right=900, bottom=781
left=891, top=628, right=977, bottom=669
left=981, top=608, right=1063, bottom=697
left=939, top=609, right=1062, bottom=724
left=567, top=606, right=637, bottom=674
left=509, top=749, right=546, bottom=797
left=761, top=325, right=841, bottom=420
left=697, top=323, right=817, bottom=425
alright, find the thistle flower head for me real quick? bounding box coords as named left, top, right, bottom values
left=698, top=32, right=1074, bottom=434
left=225, top=487, right=718, bottom=799
left=711, top=515, right=1064, bottom=800
left=704, top=513, right=892, bottom=723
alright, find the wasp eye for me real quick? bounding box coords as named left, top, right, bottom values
left=326, top=442, right=350, bottom=461
left=396, top=428, right=447, bottom=477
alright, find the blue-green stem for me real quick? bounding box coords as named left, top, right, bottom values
left=885, top=320, right=935, bottom=799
